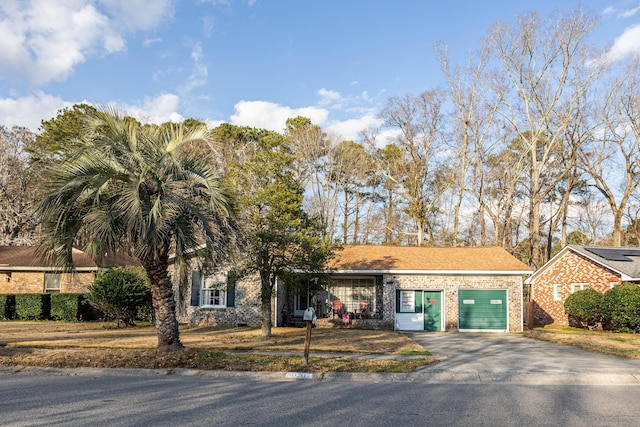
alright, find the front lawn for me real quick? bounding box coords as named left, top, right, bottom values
left=523, top=326, right=640, bottom=359
left=0, top=322, right=434, bottom=373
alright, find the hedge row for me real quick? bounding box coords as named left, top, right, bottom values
left=0, top=293, right=99, bottom=321
left=564, top=283, right=640, bottom=331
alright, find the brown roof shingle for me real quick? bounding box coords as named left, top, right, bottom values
left=329, top=245, right=532, bottom=272
left=0, top=246, right=98, bottom=270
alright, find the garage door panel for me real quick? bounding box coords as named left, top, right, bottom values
left=459, top=290, right=507, bottom=331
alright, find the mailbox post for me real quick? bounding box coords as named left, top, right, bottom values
left=302, top=307, right=316, bottom=365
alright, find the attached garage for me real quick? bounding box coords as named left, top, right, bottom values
left=458, top=289, right=507, bottom=331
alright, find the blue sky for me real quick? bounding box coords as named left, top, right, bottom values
left=1, top=0, right=640, bottom=141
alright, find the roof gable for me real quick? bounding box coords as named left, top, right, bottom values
left=527, top=245, right=640, bottom=283
left=329, top=245, right=532, bottom=273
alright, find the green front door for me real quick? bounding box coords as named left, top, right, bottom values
left=423, top=291, right=442, bottom=331
left=458, top=289, right=507, bottom=330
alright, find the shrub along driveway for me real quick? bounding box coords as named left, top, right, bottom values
left=407, top=332, right=640, bottom=383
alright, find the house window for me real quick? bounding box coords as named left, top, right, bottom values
left=201, top=272, right=227, bottom=308
left=330, top=277, right=376, bottom=315
left=399, top=290, right=415, bottom=312
left=571, top=283, right=589, bottom=293
left=553, top=284, right=562, bottom=301
left=44, top=273, right=61, bottom=293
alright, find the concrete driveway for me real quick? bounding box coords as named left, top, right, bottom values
left=405, top=332, right=640, bottom=384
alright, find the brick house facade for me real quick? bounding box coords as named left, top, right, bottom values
left=526, top=245, right=639, bottom=326
left=175, top=245, right=531, bottom=332
left=0, top=246, right=100, bottom=294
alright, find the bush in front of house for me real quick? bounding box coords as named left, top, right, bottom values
left=0, top=294, right=16, bottom=320
left=564, top=287, right=602, bottom=329
left=601, top=283, right=640, bottom=331
left=87, top=268, right=152, bottom=327
left=15, top=294, right=51, bottom=320
left=50, top=293, right=87, bottom=321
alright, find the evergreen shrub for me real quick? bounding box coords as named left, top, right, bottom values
left=601, top=283, right=640, bottom=331
left=87, top=268, right=151, bottom=327
left=564, top=287, right=602, bottom=328
left=15, top=294, right=50, bottom=320
left=50, top=293, right=85, bottom=321
left=0, top=294, right=16, bottom=320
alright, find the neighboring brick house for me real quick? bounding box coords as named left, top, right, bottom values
left=526, top=245, right=640, bottom=326
left=175, top=245, right=532, bottom=332
left=0, top=246, right=100, bottom=294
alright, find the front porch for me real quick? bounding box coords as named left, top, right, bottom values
left=278, top=274, right=388, bottom=329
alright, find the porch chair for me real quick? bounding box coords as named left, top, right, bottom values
left=331, top=300, right=343, bottom=318
left=356, top=301, right=370, bottom=319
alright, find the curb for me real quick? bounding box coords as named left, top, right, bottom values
left=4, top=365, right=640, bottom=385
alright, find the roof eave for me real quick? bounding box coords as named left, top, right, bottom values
left=0, top=266, right=100, bottom=272
left=331, top=269, right=532, bottom=276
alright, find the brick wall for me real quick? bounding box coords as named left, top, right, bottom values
left=173, top=270, right=262, bottom=327
left=171, top=267, right=524, bottom=332
left=386, top=273, right=524, bottom=332
left=0, top=271, right=95, bottom=293
left=531, top=251, right=621, bottom=325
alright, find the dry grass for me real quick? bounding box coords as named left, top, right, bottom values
left=523, top=326, right=640, bottom=359
left=0, top=321, right=434, bottom=373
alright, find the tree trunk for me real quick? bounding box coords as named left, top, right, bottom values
left=142, top=256, right=184, bottom=351
left=342, top=188, right=349, bottom=244
left=261, top=275, right=273, bottom=337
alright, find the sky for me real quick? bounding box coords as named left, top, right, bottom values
left=1, top=0, right=640, bottom=141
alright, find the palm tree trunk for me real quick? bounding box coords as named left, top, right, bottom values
left=143, top=256, right=184, bottom=351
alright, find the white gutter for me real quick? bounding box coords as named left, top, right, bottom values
left=331, top=269, right=532, bottom=276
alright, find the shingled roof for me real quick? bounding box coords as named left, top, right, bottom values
left=527, top=245, right=640, bottom=282
left=0, top=246, right=99, bottom=271
left=329, top=245, right=532, bottom=274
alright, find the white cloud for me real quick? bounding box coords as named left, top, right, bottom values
left=202, top=15, right=214, bottom=37
left=0, top=0, right=172, bottom=85
left=0, top=92, right=70, bottom=131
left=325, top=113, right=382, bottom=142
left=603, top=6, right=616, bottom=15
left=121, top=93, right=184, bottom=124
left=620, top=6, right=640, bottom=18
left=180, top=42, right=208, bottom=92
left=0, top=91, right=185, bottom=131
left=99, top=0, right=174, bottom=32
left=142, top=37, right=162, bottom=47
left=230, top=100, right=329, bottom=132
left=317, top=88, right=345, bottom=108
left=603, top=24, right=640, bottom=62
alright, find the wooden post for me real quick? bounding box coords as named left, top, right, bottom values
left=303, top=320, right=312, bottom=365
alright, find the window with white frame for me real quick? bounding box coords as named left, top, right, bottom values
left=44, top=273, right=61, bottom=293
left=330, top=277, right=375, bottom=315
left=399, top=290, right=415, bottom=312
left=553, top=284, right=562, bottom=301
left=571, top=283, right=589, bottom=293
left=201, top=272, right=227, bottom=308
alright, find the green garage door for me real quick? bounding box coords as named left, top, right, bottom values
left=458, top=290, right=507, bottom=331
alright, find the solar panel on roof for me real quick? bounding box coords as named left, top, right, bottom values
left=584, top=247, right=640, bottom=262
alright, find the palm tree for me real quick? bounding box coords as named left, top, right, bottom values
left=37, top=108, right=236, bottom=351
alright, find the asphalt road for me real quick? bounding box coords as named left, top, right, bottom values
left=1, top=373, right=640, bottom=426
left=2, top=332, right=640, bottom=426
